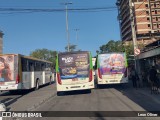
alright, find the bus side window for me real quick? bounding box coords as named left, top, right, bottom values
left=35, top=62, right=41, bottom=71
left=29, top=62, right=34, bottom=71
left=41, top=63, right=45, bottom=71
left=45, top=63, right=51, bottom=71
left=22, top=58, right=28, bottom=72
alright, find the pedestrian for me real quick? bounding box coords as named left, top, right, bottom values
left=149, top=66, right=159, bottom=94
left=130, top=67, right=137, bottom=88
left=141, top=71, right=146, bottom=87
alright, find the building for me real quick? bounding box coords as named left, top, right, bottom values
left=116, top=0, right=160, bottom=48
left=0, top=30, right=3, bottom=54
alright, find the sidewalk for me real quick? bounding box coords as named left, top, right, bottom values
left=8, top=83, right=57, bottom=111
left=134, top=87, right=160, bottom=103
left=121, top=81, right=160, bottom=111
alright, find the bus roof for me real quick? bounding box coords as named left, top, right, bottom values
left=0, top=54, right=52, bottom=64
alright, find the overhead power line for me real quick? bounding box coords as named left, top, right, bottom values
left=0, top=6, right=117, bottom=14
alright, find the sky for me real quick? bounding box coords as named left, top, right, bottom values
left=0, top=0, right=120, bottom=57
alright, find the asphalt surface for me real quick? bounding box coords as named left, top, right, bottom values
left=0, top=91, right=24, bottom=111
left=1, top=81, right=160, bottom=120
left=29, top=84, right=160, bottom=120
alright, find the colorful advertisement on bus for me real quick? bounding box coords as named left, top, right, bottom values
left=0, top=55, right=16, bottom=82
left=59, top=53, right=89, bottom=79
left=98, top=53, right=126, bottom=75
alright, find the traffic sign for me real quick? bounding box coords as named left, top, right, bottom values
left=134, top=48, right=140, bottom=55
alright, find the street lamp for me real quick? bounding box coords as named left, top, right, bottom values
left=62, top=2, right=72, bottom=52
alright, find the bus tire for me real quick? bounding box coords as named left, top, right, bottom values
left=95, top=84, right=99, bottom=89
left=35, top=79, right=39, bottom=90
left=9, top=90, right=18, bottom=94
left=86, top=89, right=91, bottom=94
left=49, top=76, right=52, bottom=85
left=57, top=91, right=63, bottom=96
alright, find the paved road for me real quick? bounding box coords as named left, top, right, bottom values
left=1, top=83, right=160, bottom=120
left=29, top=84, right=160, bottom=120
left=0, top=91, right=24, bottom=111
left=0, top=83, right=56, bottom=111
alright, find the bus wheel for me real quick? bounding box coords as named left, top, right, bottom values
left=95, top=84, right=99, bottom=89
left=57, top=91, right=63, bottom=96
left=35, top=80, right=39, bottom=90
left=9, top=90, right=18, bottom=94
left=49, top=76, right=52, bottom=85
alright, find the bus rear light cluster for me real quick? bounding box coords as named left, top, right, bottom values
left=98, top=68, right=102, bottom=79
left=16, top=74, right=20, bottom=84
left=89, top=69, right=93, bottom=82
left=57, top=73, right=62, bottom=85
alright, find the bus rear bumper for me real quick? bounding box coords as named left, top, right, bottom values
left=97, top=79, right=128, bottom=85
left=0, top=84, right=19, bottom=91
left=57, top=83, right=94, bottom=92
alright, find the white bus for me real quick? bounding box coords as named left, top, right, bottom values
left=95, top=52, right=128, bottom=86
left=0, top=54, right=54, bottom=92
left=56, top=51, right=94, bottom=94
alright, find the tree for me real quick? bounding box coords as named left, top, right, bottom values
left=99, top=40, right=124, bottom=53
left=123, top=43, right=134, bottom=57
left=30, top=48, right=57, bottom=66
left=65, top=44, right=77, bottom=52
left=99, top=40, right=137, bottom=59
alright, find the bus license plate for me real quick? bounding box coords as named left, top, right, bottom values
left=72, top=78, right=78, bottom=81
left=110, top=80, right=117, bottom=82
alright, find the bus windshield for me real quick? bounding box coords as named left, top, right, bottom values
left=58, top=52, right=90, bottom=79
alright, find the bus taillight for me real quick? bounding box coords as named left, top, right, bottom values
left=89, top=69, right=93, bottom=82
left=16, top=74, right=20, bottom=84
left=98, top=68, right=102, bottom=79
left=57, top=73, right=62, bottom=85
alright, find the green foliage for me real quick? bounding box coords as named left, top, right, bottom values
left=30, top=48, right=57, bottom=66
left=99, top=40, right=136, bottom=59
left=123, top=43, right=134, bottom=58
left=99, top=40, right=125, bottom=53
left=65, top=44, right=77, bottom=52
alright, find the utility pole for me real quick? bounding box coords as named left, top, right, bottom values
left=0, top=31, right=4, bottom=54
left=74, top=28, right=79, bottom=49
left=129, top=0, right=138, bottom=70
left=62, top=2, right=72, bottom=52
left=116, top=1, right=122, bottom=41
